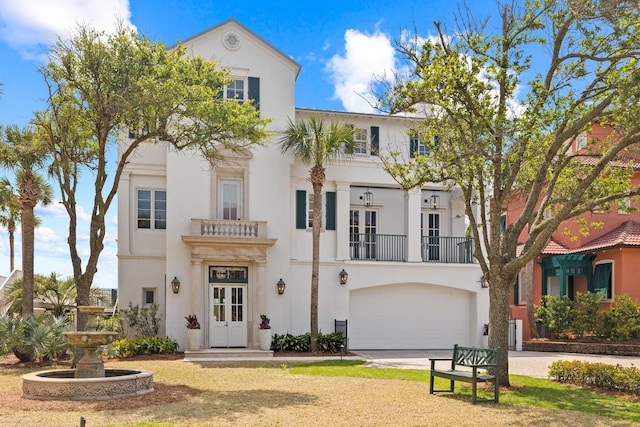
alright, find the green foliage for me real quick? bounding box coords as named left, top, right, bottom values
left=549, top=360, right=640, bottom=395
left=120, top=302, right=161, bottom=337
left=107, top=336, right=178, bottom=358
left=595, top=295, right=640, bottom=341
left=271, top=331, right=346, bottom=353
left=0, top=314, right=71, bottom=362
left=96, top=313, right=124, bottom=338
left=571, top=291, right=604, bottom=338
left=535, top=295, right=575, bottom=339
left=536, top=292, right=640, bottom=341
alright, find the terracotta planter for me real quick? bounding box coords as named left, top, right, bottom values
left=187, top=329, right=203, bottom=351
left=258, top=328, right=272, bottom=351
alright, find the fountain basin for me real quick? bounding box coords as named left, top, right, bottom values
left=22, top=369, right=154, bottom=400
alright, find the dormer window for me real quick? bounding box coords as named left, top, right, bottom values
left=576, top=133, right=587, bottom=151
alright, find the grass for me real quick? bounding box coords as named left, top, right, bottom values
left=290, top=360, right=640, bottom=423
left=0, top=357, right=637, bottom=426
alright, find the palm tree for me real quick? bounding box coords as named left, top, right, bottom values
left=279, top=116, right=355, bottom=351
left=0, top=178, right=20, bottom=271
left=0, top=125, right=53, bottom=316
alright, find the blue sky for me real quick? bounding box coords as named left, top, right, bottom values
left=0, top=0, right=489, bottom=288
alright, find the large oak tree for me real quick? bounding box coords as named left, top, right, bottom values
left=377, top=0, right=640, bottom=385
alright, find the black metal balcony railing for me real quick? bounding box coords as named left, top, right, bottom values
left=349, top=234, right=474, bottom=263
left=350, top=233, right=406, bottom=261
left=421, top=236, right=474, bottom=263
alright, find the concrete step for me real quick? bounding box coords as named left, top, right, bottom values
left=183, top=348, right=273, bottom=362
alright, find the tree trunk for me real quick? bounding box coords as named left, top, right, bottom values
left=20, top=205, right=35, bottom=316
left=525, top=259, right=539, bottom=339
left=488, top=273, right=515, bottom=387
left=8, top=219, right=15, bottom=272
left=309, top=181, right=323, bottom=352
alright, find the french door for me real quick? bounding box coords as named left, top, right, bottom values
left=350, top=209, right=377, bottom=260
left=208, top=266, right=248, bottom=348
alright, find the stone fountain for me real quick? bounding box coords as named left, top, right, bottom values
left=22, top=306, right=154, bottom=400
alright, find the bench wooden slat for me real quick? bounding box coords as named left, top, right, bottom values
left=429, top=344, right=499, bottom=404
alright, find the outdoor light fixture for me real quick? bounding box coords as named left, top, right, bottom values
left=430, top=194, right=440, bottom=210
left=362, top=189, right=373, bottom=207
left=171, top=277, right=181, bottom=294
left=339, top=269, right=348, bottom=285
left=276, top=278, right=286, bottom=295
left=479, top=275, right=488, bottom=288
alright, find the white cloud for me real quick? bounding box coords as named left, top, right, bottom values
left=37, top=200, right=91, bottom=222
left=326, top=28, right=397, bottom=113
left=0, top=0, right=134, bottom=59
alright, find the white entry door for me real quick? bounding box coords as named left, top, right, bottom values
left=209, top=284, right=247, bottom=347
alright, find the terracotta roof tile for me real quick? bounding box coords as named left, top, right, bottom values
left=571, top=220, right=640, bottom=253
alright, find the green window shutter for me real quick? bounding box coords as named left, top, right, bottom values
left=296, top=190, right=307, bottom=229
left=370, top=126, right=379, bottom=155
left=326, top=192, right=336, bottom=230
left=514, top=275, right=519, bottom=305
left=248, top=77, right=260, bottom=110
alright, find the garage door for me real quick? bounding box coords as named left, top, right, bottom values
left=349, top=283, right=472, bottom=349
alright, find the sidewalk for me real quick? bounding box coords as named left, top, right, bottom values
left=353, top=350, right=640, bottom=378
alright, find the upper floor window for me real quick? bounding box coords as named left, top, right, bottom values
left=296, top=190, right=336, bottom=230
left=354, top=128, right=368, bottom=154
left=137, top=189, right=166, bottom=230
left=225, top=78, right=245, bottom=102
left=218, top=178, right=243, bottom=220
left=308, top=193, right=322, bottom=228
left=410, top=133, right=439, bottom=157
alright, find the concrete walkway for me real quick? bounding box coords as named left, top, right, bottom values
left=353, top=350, right=640, bottom=378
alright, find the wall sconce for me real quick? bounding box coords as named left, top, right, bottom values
left=276, top=278, right=286, bottom=295
left=430, top=194, right=440, bottom=210
left=360, top=189, right=373, bottom=207
left=171, top=277, right=181, bottom=294
left=339, top=269, right=348, bottom=285
left=479, top=275, right=488, bottom=288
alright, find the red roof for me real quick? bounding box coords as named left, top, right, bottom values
left=572, top=220, right=640, bottom=252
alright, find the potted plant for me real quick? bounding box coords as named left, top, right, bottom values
left=185, top=314, right=202, bottom=351
left=257, top=314, right=272, bottom=351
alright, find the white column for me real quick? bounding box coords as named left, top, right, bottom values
left=405, top=188, right=422, bottom=262
left=190, top=258, right=204, bottom=334
left=336, top=182, right=351, bottom=261
left=254, top=261, right=266, bottom=348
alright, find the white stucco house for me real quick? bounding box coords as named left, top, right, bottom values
left=117, top=19, right=487, bottom=352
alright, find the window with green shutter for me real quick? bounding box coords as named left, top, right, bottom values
left=248, top=77, right=260, bottom=110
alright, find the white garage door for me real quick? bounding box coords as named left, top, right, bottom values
left=349, top=283, right=472, bottom=349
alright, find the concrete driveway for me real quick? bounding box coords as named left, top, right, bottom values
left=354, top=350, right=640, bottom=378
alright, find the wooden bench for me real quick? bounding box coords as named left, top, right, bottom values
left=429, top=344, right=499, bottom=404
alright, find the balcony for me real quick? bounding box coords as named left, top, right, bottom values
left=192, top=219, right=268, bottom=238
left=349, top=234, right=474, bottom=264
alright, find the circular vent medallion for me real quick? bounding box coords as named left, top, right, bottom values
left=223, top=32, right=241, bottom=50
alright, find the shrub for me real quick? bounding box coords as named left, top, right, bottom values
left=120, top=302, right=161, bottom=337
left=595, top=295, right=640, bottom=341
left=535, top=295, right=575, bottom=339
left=271, top=331, right=345, bottom=353
left=107, top=336, right=178, bottom=358
left=96, top=313, right=124, bottom=338
left=549, top=360, right=640, bottom=395
left=0, top=314, right=71, bottom=362
left=571, top=291, right=603, bottom=338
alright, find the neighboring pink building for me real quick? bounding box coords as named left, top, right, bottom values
left=507, top=125, right=640, bottom=340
